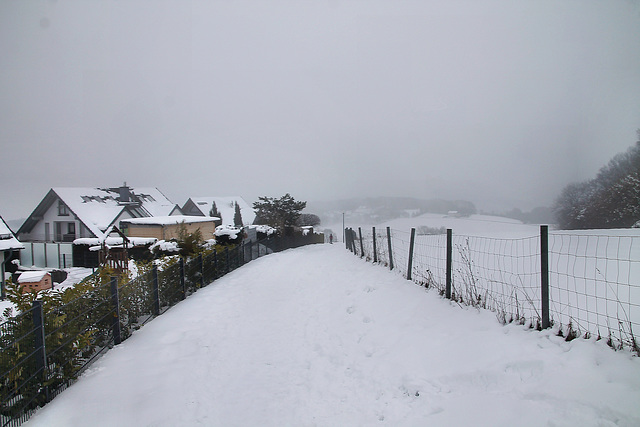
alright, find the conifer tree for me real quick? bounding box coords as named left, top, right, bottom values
left=233, top=201, right=243, bottom=227
left=253, top=193, right=306, bottom=233
left=209, top=202, right=222, bottom=227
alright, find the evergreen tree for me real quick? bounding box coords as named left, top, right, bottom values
left=253, top=193, right=306, bottom=233
left=233, top=202, right=243, bottom=227
left=209, top=202, right=222, bottom=227
left=554, top=131, right=640, bottom=229
left=297, top=213, right=321, bottom=227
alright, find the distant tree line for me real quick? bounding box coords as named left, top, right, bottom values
left=500, top=207, right=554, bottom=224
left=554, top=131, right=640, bottom=229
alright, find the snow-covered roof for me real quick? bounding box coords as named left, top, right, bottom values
left=184, top=196, right=256, bottom=226
left=18, top=270, right=49, bottom=283
left=19, top=186, right=180, bottom=239
left=0, top=216, right=24, bottom=251
left=121, top=215, right=217, bottom=226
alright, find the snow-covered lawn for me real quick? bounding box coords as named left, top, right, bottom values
left=24, top=245, right=640, bottom=426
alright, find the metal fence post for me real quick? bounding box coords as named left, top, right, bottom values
left=407, top=228, right=416, bottom=281
left=387, top=227, right=394, bottom=270
left=358, top=227, right=364, bottom=258
left=213, top=249, right=218, bottom=279
left=446, top=229, right=452, bottom=299
left=372, top=227, right=377, bottom=263
left=345, top=228, right=351, bottom=252
left=110, top=277, right=121, bottom=345
left=152, top=266, right=160, bottom=316
left=179, top=258, right=186, bottom=300
left=345, top=228, right=348, bottom=250
left=540, top=225, right=550, bottom=329
left=32, top=300, right=49, bottom=403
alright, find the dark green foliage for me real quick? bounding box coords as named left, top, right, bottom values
left=297, top=213, right=321, bottom=227
left=209, top=202, right=222, bottom=227
left=253, top=193, right=307, bottom=233
left=175, top=222, right=203, bottom=258
left=233, top=202, right=243, bottom=227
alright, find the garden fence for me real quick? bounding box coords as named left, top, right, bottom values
left=345, top=226, right=639, bottom=354
left=0, top=233, right=323, bottom=426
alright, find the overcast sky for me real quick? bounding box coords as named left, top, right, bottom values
left=1, top=0, right=639, bottom=220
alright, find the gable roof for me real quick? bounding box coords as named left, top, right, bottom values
left=18, top=271, right=50, bottom=283
left=18, top=186, right=179, bottom=239
left=183, top=196, right=256, bottom=226
left=0, top=215, right=24, bottom=251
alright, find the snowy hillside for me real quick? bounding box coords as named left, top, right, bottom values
left=24, top=245, right=640, bottom=426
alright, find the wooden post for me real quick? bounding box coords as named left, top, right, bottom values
left=407, top=228, right=416, bottom=280
left=372, top=227, right=377, bottom=263
left=358, top=227, right=365, bottom=258
left=387, top=227, right=394, bottom=270
left=540, top=225, right=550, bottom=329
left=110, top=277, right=121, bottom=345
left=446, top=229, right=452, bottom=299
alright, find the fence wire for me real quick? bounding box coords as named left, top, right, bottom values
left=450, top=235, right=540, bottom=324
left=549, top=232, right=640, bottom=348
left=350, top=226, right=639, bottom=352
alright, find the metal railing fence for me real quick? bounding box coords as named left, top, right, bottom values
left=0, top=233, right=323, bottom=426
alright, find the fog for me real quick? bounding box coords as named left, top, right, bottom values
left=1, top=0, right=639, bottom=220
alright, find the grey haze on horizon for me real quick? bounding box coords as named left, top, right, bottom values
left=1, top=0, right=639, bottom=221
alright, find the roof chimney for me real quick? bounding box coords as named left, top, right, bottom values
left=119, top=182, right=131, bottom=203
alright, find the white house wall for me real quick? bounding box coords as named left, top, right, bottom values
left=23, top=199, right=94, bottom=241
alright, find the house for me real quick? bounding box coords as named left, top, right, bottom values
left=120, top=215, right=218, bottom=241
left=18, top=271, right=52, bottom=293
left=181, top=196, right=255, bottom=226
left=1, top=214, right=24, bottom=299
left=17, top=184, right=182, bottom=243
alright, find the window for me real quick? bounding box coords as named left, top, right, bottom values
left=58, top=201, right=69, bottom=216
left=55, top=221, right=76, bottom=242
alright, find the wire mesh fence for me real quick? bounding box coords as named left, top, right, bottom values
left=347, top=226, right=639, bottom=354
left=0, top=233, right=323, bottom=426
left=548, top=232, right=640, bottom=348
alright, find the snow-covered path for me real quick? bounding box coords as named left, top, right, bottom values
left=25, top=245, right=640, bottom=426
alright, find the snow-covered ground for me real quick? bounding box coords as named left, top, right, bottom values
left=340, top=213, right=640, bottom=351
left=24, top=245, right=640, bottom=426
